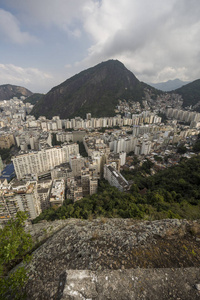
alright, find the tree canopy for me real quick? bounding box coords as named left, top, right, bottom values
left=33, top=155, right=200, bottom=223
left=0, top=212, right=33, bottom=300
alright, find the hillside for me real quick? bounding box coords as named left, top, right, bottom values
left=0, top=84, right=32, bottom=100
left=149, top=78, right=190, bottom=91
left=24, top=93, right=44, bottom=105
left=174, top=79, right=200, bottom=110
left=31, top=60, right=157, bottom=119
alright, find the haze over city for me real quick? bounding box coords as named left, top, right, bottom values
left=0, top=0, right=200, bottom=92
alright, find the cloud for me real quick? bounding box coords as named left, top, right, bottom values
left=0, top=9, right=38, bottom=44
left=3, top=0, right=93, bottom=37
left=0, top=64, right=58, bottom=93
left=78, top=0, right=200, bottom=82
left=2, top=0, right=200, bottom=85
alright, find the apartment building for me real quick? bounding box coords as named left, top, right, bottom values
left=66, top=177, right=83, bottom=201
left=51, top=163, right=72, bottom=181
left=66, top=165, right=98, bottom=201
left=107, top=152, right=126, bottom=171
left=166, top=108, right=200, bottom=124
left=104, top=164, right=130, bottom=192
left=0, top=133, right=15, bottom=149
left=12, top=143, right=79, bottom=179
left=141, top=140, right=152, bottom=155
left=0, top=180, right=41, bottom=223
left=81, top=168, right=98, bottom=196
left=56, top=132, right=73, bottom=143
left=50, top=179, right=65, bottom=207
left=0, top=189, right=19, bottom=223
left=69, top=154, right=85, bottom=176
left=13, top=181, right=41, bottom=220
left=37, top=179, right=52, bottom=211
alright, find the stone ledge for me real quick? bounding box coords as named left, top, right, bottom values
left=60, top=268, right=200, bottom=300
left=24, top=219, right=200, bottom=299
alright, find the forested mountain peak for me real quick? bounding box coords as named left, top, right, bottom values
left=30, top=60, right=155, bottom=119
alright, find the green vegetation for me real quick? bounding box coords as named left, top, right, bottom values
left=0, top=147, right=12, bottom=163
left=33, top=155, right=200, bottom=223
left=175, top=79, right=200, bottom=110
left=97, top=126, right=120, bottom=133
left=24, top=93, right=44, bottom=105
left=31, top=60, right=158, bottom=119
left=65, top=128, right=74, bottom=132
left=0, top=212, right=33, bottom=299
left=193, top=134, right=200, bottom=152
left=177, top=144, right=187, bottom=154
left=154, top=155, right=163, bottom=162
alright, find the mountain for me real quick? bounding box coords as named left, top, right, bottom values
left=24, top=93, right=44, bottom=105
left=174, top=79, right=200, bottom=109
left=148, top=79, right=190, bottom=91
left=0, top=84, right=33, bottom=100
left=31, top=60, right=157, bottom=119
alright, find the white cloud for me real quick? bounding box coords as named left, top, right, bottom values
left=0, top=64, right=58, bottom=93
left=4, top=0, right=94, bottom=37
left=0, top=9, right=38, bottom=44
left=78, top=0, right=200, bottom=82
left=2, top=0, right=200, bottom=84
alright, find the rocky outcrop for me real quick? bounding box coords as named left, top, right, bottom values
left=25, top=219, right=68, bottom=244
left=60, top=268, right=200, bottom=300
left=24, top=218, right=200, bottom=299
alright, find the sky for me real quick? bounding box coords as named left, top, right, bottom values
left=0, top=0, right=200, bottom=93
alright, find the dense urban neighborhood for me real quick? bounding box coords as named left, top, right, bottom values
left=0, top=89, right=200, bottom=224
left=2, top=1, right=200, bottom=298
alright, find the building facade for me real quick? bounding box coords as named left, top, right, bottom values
left=104, top=164, right=129, bottom=192
left=12, top=143, right=79, bottom=179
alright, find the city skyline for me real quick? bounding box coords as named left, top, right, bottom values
left=0, top=0, right=200, bottom=93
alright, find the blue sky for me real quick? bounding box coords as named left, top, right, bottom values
left=0, top=0, right=200, bottom=93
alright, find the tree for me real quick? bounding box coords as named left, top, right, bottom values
left=154, top=155, right=163, bottom=162
left=0, top=211, right=33, bottom=299
left=193, top=140, right=200, bottom=152
left=141, top=159, right=154, bottom=174
left=177, top=144, right=187, bottom=154
left=0, top=148, right=12, bottom=163
left=157, top=112, right=168, bottom=123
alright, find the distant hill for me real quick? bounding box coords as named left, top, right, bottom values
left=31, top=60, right=158, bottom=119
left=24, top=93, right=44, bottom=105
left=174, top=79, right=200, bottom=109
left=148, top=79, right=190, bottom=92
left=0, top=84, right=32, bottom=100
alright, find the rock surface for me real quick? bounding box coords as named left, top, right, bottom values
left=61, top=268, right=200, bottom=300
left=24, top=218, right=200, bottom=299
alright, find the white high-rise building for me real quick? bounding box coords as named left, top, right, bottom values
left=0, top=181, right=41, bottom=222
left=12, top=143, right=79, bottom=179
left=69, top=154, right=85, bottom=176
left=104, top=165, right=129, bottom=192
left=119, top=152, right=126, bottom=166
left=141, top=140, right=152, bottom=155
left=134, top=144, right=141, bottom=155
